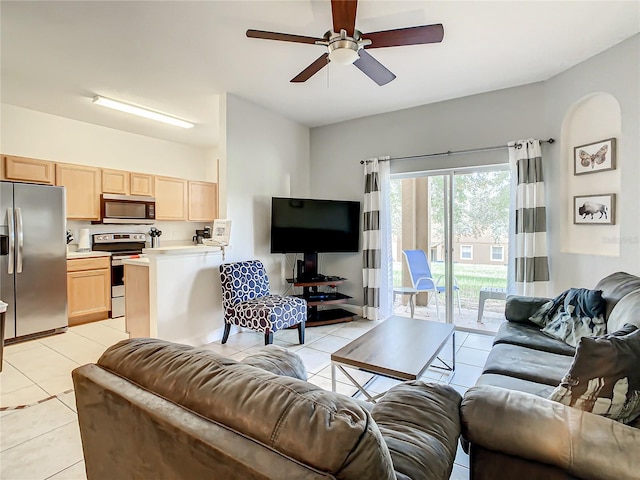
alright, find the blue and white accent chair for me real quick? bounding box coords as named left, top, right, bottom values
left=402, top=249, right=462, bottom=320
left=219, top=260, right=306, bottom=346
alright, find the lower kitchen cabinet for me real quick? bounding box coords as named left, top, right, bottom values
left=67, top=257, right=111, bottom=326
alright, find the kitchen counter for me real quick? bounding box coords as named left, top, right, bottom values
left=122, top=257, right=150, bottom=266
left=142, top=245, right=222, bottom=256
left=67, top=251, right=112, bottom=259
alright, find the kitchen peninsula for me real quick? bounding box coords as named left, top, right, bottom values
left=123, top=245, right=226, bottom=345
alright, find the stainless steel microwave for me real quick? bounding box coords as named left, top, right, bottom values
left=98, top=194, right=156, bottom=224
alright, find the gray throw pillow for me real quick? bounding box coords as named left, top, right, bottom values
left=548, top=324, right=640, bottom=424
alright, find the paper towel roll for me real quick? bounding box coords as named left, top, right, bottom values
left=78, top=228, right=91, bottom=252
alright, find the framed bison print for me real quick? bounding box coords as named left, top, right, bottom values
left=574, top=138, right=616, bottom=175
left=574, top=194, right=616, bottom=225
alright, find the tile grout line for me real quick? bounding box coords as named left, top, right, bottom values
left=0, top=388, right=74, bottom=413
left=43, top=459, right=84, bottom=480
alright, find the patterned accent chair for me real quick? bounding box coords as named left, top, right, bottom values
left=220, top=260, right=306, bottom=345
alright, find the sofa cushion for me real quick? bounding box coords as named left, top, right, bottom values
left=595, top=272, right=640, bottom=319
left=371, top=381, right=462, bottom=480
left=241, top=345, right=308, bottom=381
left=475, top=373, right=556, bottom=398
left=606, top=289, right=640, bottom=333
left=97, top=338, right=396, bottom=480
left=493, top=322, right=576, bottom=356
left=482, top=343, right=573, bottom=386
left=548, top=324, right=640, bottom=424
left=505, top=295, right=551, bottom=324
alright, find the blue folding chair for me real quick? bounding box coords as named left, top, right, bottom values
left=402, top=249, right=462, bottom=320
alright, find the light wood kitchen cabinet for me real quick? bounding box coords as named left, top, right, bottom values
left=2, top=155, right=55, bottom=184
left=67, top=257, right=111, bottom=326
left=188, top=181, right=218, bottom=221
left=130, top=172, right=154, bottom=196
left=102, top=169, right=130, bottom=195
left=56, top=164, right=101, bottom=219
left=154, top=176, right=187, bottom=220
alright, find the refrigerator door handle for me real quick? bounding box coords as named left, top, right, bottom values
left=7, top=207, right=15, bottom=274
left=16, top=208, right=24, bottom=274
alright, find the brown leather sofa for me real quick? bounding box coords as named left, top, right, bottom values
left=73, top=338, right=463, bottom=480
left=460, top=272, right=640, bottom=480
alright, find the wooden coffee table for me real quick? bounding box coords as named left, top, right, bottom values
left=331, top=316, right=455, bottom=402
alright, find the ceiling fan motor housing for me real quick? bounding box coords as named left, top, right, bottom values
left=324, top=29, right=370, bottom=65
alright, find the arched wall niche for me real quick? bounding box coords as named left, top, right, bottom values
left=560, top=92, right=621, bottom=256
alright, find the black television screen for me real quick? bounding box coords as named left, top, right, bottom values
left=271, top=197, right=360, bottom=253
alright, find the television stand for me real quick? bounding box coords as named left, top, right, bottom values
left=288, top=276, right=355, bottom=327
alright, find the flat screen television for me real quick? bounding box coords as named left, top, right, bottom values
left=270, top=197, right=361, bottom=255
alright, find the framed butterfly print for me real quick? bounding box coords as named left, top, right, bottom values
left=574, top=138, right=616, bottom=175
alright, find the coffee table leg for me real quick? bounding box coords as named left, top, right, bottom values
left=331, top=362, right=337, bottom=392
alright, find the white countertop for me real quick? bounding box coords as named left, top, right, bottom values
left=122, top=257, right=150, bottom=266
left=67, top=251, right=112, bottom=259
left=142, top=245, right=223, bottom=256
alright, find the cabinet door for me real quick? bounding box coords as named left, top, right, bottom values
left=155, top=176, right=187, bottom=220
left=56, top=164, right=101, bottom=219
left=130, top=173, right=154, bottom=196
left=188, top=181, right=218, bottom=221
left=67, top=268, right=111, bottom=325
left=3, top=155, right=55, bottom=184
left=102, top=169, right=130, bottom=195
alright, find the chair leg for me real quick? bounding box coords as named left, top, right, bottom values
left=264, top=332, right=274, bottom=345
left=457, top=290, right=462, bottom=314
left=298, top=322, right=305, bottom=345
left=434, top=292, right=440, bottom=321
left=221, top=323, right=231, bottom=344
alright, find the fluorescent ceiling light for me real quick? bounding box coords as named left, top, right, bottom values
left=92, top=95, right=194, bottom=129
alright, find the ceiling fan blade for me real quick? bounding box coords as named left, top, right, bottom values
left=291, top=53, right=330, bottom=83
left=364, top=24, right=444, bottom=48
left=246, top=29, right=322, bottom=45
left=331, top=0, right=358, bottom=36
left=353, top=50, right=395, bottom=86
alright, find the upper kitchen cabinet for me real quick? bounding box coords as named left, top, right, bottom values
left=130, top=173, right=154, bottom=197
left=188, top=181, right=218, bottom=221
left=101, top=169, right=130, bottom=195
left=56, top=164, right=101, bottom=219
left=2, top=155, right=55, bottom=184
left=155, top=176, right=187, bottom=220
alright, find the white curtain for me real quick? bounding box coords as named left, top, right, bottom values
left=508, top=139, right=550, bottom=297
left=362, top=157, right=393, bottom=320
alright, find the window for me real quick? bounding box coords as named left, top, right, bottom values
left=460, top=245, right=473, bottom=260
left=491, top=245, right=504, bottom=262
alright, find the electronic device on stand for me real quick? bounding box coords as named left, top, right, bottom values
left=271, top=197, right=360, bottom=326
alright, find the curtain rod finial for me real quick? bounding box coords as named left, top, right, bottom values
left=547, top=138, right=555, bottom=144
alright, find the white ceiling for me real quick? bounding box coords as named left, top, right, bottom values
left=2, top=1, right=639, bottom=148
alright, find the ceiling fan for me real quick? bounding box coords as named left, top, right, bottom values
left=246, top=0, right=444, bottom=86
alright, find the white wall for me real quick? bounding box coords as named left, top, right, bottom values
left=221, top=93, right=310, bottom=292
left=310, top=83, right=547, bottom=305
left=544, top=34, right=640, bottom=292
left=1, top=103, right=217, bottom=244
left=1, top=104, right=211, bottom=180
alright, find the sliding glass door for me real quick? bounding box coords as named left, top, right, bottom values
left=391, top=166, right=510, bottom=333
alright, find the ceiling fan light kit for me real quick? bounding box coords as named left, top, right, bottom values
left=92, top=95, right=194, bottom=129
left=246, top=0, right=444, bottom=86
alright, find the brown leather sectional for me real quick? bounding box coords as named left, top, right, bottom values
left=73, top=339, right=463, bottom=480
left=461, top=272, right=640, bottom=480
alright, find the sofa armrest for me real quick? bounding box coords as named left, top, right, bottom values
left=461, top=385, right=640, bottom=480
left=372, top=381, right=462, bottom=480
left=241, top=345, right=307, bottom=381
left=505, top=295, right=551, bottom=323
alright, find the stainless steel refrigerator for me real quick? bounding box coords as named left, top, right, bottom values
left=1, top=181, right=68, bottom=342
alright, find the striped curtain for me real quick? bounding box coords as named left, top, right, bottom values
left=508, top=139, right=550, bottom=297
left=363, top=157, right=392, bottom=320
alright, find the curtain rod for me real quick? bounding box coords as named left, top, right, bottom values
left=359, top=138, right=555, bottom=164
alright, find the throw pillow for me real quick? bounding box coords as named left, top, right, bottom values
left=528, top=288, right=606, bottom=346
left=548, top=324, right=640, bottom=424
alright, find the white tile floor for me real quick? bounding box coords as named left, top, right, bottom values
left=0, top=317, right=494, bottom=480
